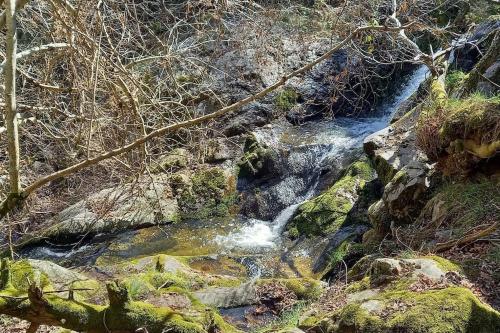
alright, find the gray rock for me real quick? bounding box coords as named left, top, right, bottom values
left=477, top=60, right=500, bottom=96
left=43, top=175, right=179, bottom=242
left=347, top=289, right=380, bottom=303
left=360, top=299, right=384, bottom=313
left=367, top=199, right=392, bottom=235
left=370, top=258, right=446, bottom=286
left=151, top=148, right=190, bottom=173
left=451, top=18, right=500, bottom=72
left=193, top=281, right=258, bottom=308
left=382, top=161, right=431, bottom=220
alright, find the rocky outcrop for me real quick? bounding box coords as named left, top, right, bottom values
left=299, top=256, right=500, bottom=333
left=177, top=167, right=237, bottom=220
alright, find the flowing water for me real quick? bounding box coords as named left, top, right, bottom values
left=215, top=66, right=429, bottom=254
left=22, top=66, right=428, bottom=280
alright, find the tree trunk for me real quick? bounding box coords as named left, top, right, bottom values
left=4, top=0, right=21, bottom=196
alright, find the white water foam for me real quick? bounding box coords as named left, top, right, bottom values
left=215, top=202, right=303, bottom=251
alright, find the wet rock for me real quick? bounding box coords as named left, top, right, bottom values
left=223, top=103, right=275, bottom=136
left=287, top=159, right=376, bottom=238
left=237, top=134, right=282, bottom=180
left=390, top=76, right=430, bottom=124
left=177, top=166, right=237, bottom=220
left=477, top=60, right=500, bottom=96
left=451, top=17, right=500, bottom=73
left=239, top=142, right=333, bottom=221
left=205, top=137, right=244, bottom=162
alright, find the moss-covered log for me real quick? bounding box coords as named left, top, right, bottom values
left=0, top=259, right=219, bottom=333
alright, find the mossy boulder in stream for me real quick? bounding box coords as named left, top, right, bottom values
left=178, top=167, right=237, bottom=220
left=237, top=134, right=280, bottom=179
left=0, top=257, right=242, bottom=332
left=287, top=159, right=377, bottom=238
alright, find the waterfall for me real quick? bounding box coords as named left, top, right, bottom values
left=216, top=66, right=429, bottom=251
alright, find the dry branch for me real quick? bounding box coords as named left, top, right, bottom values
left=0, top=43, right=70, bottom=74
left=434, top=223, right=498, bottom=252
left=0, top=23, right=415, bottom=220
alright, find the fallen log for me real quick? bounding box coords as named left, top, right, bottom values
left=0, top=259, right=217, bottom=333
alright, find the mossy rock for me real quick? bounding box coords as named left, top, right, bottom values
left=275, top=88, right=300, bottom=111
left=7, top=259, right=103, bottom=302
left=417, top=94, right=499, bottom=172
left=287, top=159, right=376, bottom=238
left=178, top=167, right=237, bottom=220
left=308, top=256, right=499, bottom=333
left=439, top=94, right=500, bottom=158
left=330, top=287, right=500, bottom=333
left=257, top=277, right=323, bottom=301
left=151, top=148, right=190, bottom=173
left=237, top=134, right=279, bottom=179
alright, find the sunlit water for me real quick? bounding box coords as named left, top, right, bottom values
left=22, top=67, right=428, bottom=271
left=214, top=66, right=428, bottom=252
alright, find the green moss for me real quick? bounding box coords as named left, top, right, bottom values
left=422, top=255, right=462, bottom=273
left=345, top=276, right=371, bottom=293
left=178, top=167, right=237, bottom=220
left=257, top=301, right=307, bottom=333
left=237, top=135, right=276, bottom=178
left=440, top=94, right=500, bottom=154
left=418, top=92, right=500, bottom=166
left=9, top=260, right=51, bottom=291
left=45, top=296, right=105, bottom=331
left=298, top=313, right=321, bottom=329
left=275, top=88, right=299, bottom=111
left=151, top=148, right=189, bottom=173
left=287, top=159, right=375, bottom=237
left=372, top=155, right=397, bottom=185
left=258, top=278, right=322, bottom=301
left=437, top=180, right=500, bottom=237
left=335, top=287, right=500, bottom=332
left=446, top=71, right=468, bottom=93
left=107, top=300, right=205, bottom=333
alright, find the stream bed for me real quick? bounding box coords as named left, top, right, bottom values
left=22, top=66, right=428, bottom=282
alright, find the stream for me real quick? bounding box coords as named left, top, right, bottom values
left=22, top=66, right=428, bottom=281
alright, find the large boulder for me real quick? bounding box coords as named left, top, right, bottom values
left=287, top=159, right=377, bottom=238
left=41, top=175, right=179, bottom=243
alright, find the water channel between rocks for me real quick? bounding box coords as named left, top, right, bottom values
left=23, top=66, right=429, bottom=282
